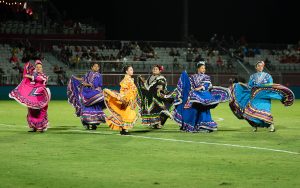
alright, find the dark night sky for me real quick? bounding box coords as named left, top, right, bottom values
left=50, top=0, right=299, bottom=43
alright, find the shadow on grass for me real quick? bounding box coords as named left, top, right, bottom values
left=48, top=127, right=76, bottom=130
left=49, top=129, right=117, bottom=136
left=130, top=129, right=181, bottom=134
left=217, top=129, right=239, bottom=132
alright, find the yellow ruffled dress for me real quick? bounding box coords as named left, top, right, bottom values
left=104, top=75, right=138, bottom=130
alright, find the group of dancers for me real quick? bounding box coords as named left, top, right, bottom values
left=9, top=59, right=295, bottom=134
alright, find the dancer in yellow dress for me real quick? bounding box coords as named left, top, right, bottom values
left=103, top=65, right=138, bottom=135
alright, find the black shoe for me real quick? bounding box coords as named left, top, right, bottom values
left=28, top=128, right=36, bottom=132
left=91, top=125, right=97, bottom=130
left=120, top=129, right=130, bottom=135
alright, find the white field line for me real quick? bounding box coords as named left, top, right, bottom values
left=0, top=123, right=17, bottom=127
left=0, top=123, right=299, bottom=155
left=67, top=129, right=299, bottom=155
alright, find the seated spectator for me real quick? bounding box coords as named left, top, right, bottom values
left=109, top=54, right=115, bottom=61
left=169, top=48, right=176, bottom=56
left=10, top=54, right=19, bottom=64
left=57, top=74, right=64, bottom=86
left=146, top=52, right=155, bottom=58
left=13, top=62, right=23, bottom=82
left=0, top=68, right=4, bottom=74
left=264, top=58, right=274, bottom=71
left=173, top=57, right=180, bottom=69
left=69, top=54, right=81, bottom=68
left=133, top=54, right=140, bottom=61
left=186, top=49, right=193, bottom=62
left=253, top=47, right=261, bottom=55
left=140, top=53, right=147, bottom=61
left=247, top=48, right=255, bottom=57
left=216, top=56, right=224, bottom=71
left=73, top=22, right=82, bottom=34
left=0, top=68, right=4, bottom=85
left=226, top=60, right=234, bottom=72
left=59, top=67, right=66, bottom=77
left=53, top=65, right=60, bottom=73
left=194, top=54, right=202, bottom=62
left=192, top=48, right=199, bottom=53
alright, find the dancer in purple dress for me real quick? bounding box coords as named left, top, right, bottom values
left=67, top=62, right=106, bottom=130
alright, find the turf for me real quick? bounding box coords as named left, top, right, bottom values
left=0, top=100, right=299, bottom=188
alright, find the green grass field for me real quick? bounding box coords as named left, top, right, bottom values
left=0, top=100, right=299, bottom=188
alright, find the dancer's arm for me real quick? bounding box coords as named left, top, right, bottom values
left=194, top=86, right=205, bottom=91
left=24, top=74, right=33, bottom=80
left=82, top=82, right=92, bottom=87
left=73, top=76, right=83, bottom=81
left=73, top=76, right=92, bottom=87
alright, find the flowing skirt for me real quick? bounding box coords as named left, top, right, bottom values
left=103, top=89, right=138, bottom=131
left=9, top=78, right=51, bottom=109
left=9, top=78, right=51, bottom=131
left=27, top=105, right=49, bottom=131
left=137, top=78, right=174, bottom=127
left=173, top=72, right=230, bottom=132
left=67, top=77, right=106, bottom=126
left=229, top=83, right=294, bottom=127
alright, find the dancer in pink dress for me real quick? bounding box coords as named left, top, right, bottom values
left=9, top=60, right=51, bottom=132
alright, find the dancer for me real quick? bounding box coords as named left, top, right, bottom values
left=229, top=60, right=294, bottom=132
left=67, top=62, right=106, bottom=130
left=103, top=65, right=138, bottom=135
left=137, top=64, right=174, bottom=128
left=173, top=60, right=230, bottom=132
left=9, top=60, right=51, bottom=132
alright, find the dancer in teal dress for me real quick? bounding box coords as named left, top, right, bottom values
left=229, top=61, right=295, bottom=132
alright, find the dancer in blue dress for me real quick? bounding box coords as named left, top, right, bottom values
left=229, top=61, right=294, bottom=132
left=173, top=60, right=230, bottom=132
left=67, top=62, right=106, bottom=130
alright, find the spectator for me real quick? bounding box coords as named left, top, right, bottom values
left=226, top=59, right=234, bottom=72
left=13, top=62, right=23, bottom=82
left=57, top=74, right=64, bottom=86
left=173, top=57, right=179, bottom=69
left=216, top=56, right=224, bottom=71
left=10, top=54, right=19, bottom=64
left=264, top=58, right=274, bottom=71
left=194, top=54, right=202, bottom=62
left=186, top=49, right=193, bottom=62
left=53, top=65, right=60, bottom=73
left=169, top=48, right=175, bottom=56
left=73, top=22, right=82, bottom=34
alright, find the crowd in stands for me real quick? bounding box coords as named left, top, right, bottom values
left=1, top=36, right=300, bottom=86
left=51, top=36, right=300, bottom=75
left=7, top=39, right=44, bottom=82
left=53, top=41, right=160, bottom=72
left=2, top=2, right=299, bottom=86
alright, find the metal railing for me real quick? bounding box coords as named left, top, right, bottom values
left=0, top=73, right=239, bottom=87
left=2, top=72, right=299, bottom=87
